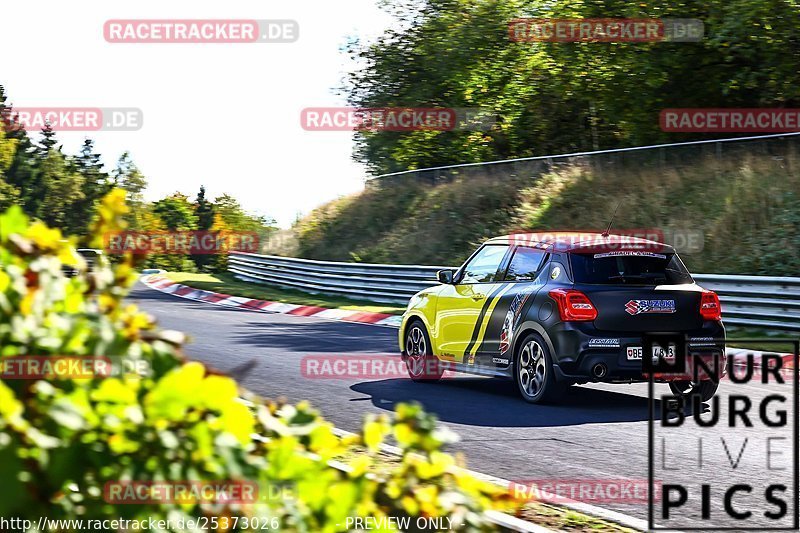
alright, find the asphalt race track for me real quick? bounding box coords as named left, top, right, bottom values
left=131, top=282, right=798, bottom=530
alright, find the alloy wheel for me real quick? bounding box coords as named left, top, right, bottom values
left=519, top=339, right=546, bottom=398
left=406, top=326, right=427, bottom=377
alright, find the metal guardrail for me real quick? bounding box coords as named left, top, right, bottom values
left=693, top=274, right=800, bottom=331
left=229, top=252, right=800, bottom=331
left=228, top=252, right=444, bottom=303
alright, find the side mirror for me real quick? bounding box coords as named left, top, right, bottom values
left=437, top=269, right=455, bottom=284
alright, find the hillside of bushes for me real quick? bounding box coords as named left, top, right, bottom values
left=293, top=144, right=800, bottom=276
left=319, top=0, right=800, bottom=276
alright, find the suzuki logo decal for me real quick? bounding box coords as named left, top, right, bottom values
left=625, top=299, right=676, bottom=315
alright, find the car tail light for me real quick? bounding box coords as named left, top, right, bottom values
left=549, top=289, right=598, bottom=322
left=700, top=290, right=722, bottom=321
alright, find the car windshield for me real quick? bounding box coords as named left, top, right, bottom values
left=569, top=251, right=693, bottom=285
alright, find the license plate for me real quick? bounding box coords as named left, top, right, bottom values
left=651, top=342, right=676, bottom=363
left=626, top=346, right=642, bottom=360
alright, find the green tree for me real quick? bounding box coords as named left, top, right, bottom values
left=214, top=193, right=275, bottom=235
left=111, top=151, right=146, bottom=200
left=149, top=193, right=200, bottom=272
left=37, top=151, right=86, bottom=234
left=0, top=88, right=100, bottom=235
left=0, top=94, right=21, bottom=211
left=1, top=89, right=37, bottom=213
left=74, top=139, right=111, bottom=197
left=71, top=139, right=112, bottom=237
left=345, top=0, right=800, bottom=174
left=195, top=185, right=215, bottom=230
left=152, top=192, right=198, bottom=230
left=112, top=151, right=148, bottom=230
left=37, top=122, right=58, bottom=156
left=203, top=194, right=275, bottom=271
left=0, top=178, right=19, bottom=212
left=192, top=185, right=216, bottom=271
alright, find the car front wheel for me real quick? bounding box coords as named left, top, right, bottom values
left=405, top=321, right=443, bottom=382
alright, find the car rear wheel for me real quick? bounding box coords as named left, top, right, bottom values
left=405, top=321, right=443, bottom=382
left=514, top=333, right=566, bottom=404
left=669, top=380, right=719, bottom=402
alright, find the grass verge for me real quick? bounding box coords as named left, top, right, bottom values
left=726, top=328, right=798, bottom=353
left=517, top=502, right=638, bottom=532
left=163, top=272, right=406, bottom=315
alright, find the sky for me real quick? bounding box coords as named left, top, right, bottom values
left=2, top=0, right=394, bottom=227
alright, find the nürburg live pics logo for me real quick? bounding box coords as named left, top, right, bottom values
left=648, top=338, right=799, bottom=530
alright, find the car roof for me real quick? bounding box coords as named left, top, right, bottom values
left=485, top=232, right=675, bottom=253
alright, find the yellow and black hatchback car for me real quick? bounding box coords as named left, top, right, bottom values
left=399, top=233, right=725, bottom=404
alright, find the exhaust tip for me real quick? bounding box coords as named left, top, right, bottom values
left=592, top=363, right=608, bottom=379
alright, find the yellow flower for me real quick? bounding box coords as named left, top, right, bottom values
left=27, top=221, right=63, bottom=250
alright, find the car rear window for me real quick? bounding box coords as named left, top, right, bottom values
left=504, top=246, right=547, bottom=281
left=569, top=251, right=693, bottom=285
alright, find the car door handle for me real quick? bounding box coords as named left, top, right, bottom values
left=471, top=294, right=486, bottom=301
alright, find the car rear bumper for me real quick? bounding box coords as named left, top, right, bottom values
left=548, top=320, right=726, bottom=383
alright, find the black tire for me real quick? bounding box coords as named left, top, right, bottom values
left=404, top=321, right=443, bottom=382
left=514, top=332, right=566, bottom=404
left=669, top=380, right=719, bottom=402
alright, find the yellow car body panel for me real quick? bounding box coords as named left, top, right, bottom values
left=398, top=286, right=439, bottom=355
left=434, top=283, right=499, bottom=363
left=399, top=281, right=514, bottom=364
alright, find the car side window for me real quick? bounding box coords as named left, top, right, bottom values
left=504, top=247, right=547, bottom=281
left=460, top=245, right=509, bottom=284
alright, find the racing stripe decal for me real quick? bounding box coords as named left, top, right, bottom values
left=473, top=284, right=539, bottom=357
left=468, top=284, right=516, bottom=360
left=462, top=284, right=512, bottom=359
